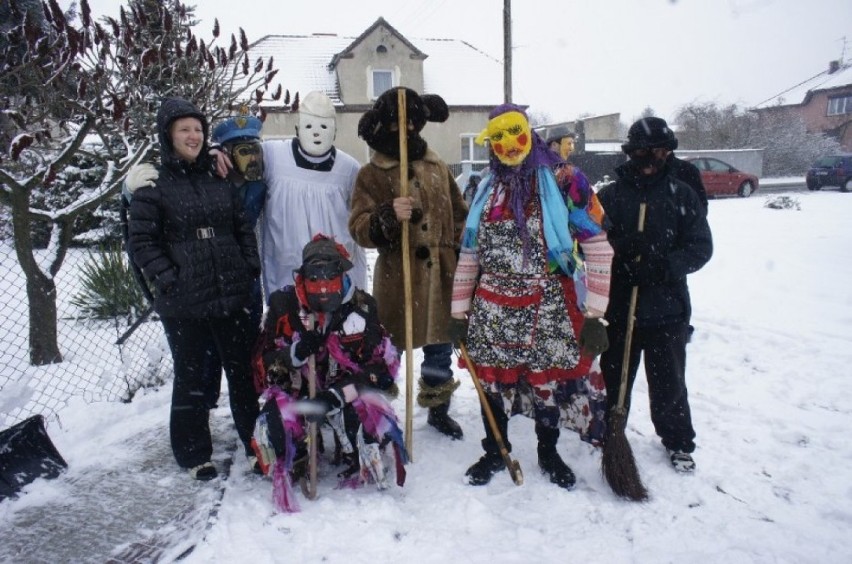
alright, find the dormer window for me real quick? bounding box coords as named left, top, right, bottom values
left=371, top=69, right=394, bottom=99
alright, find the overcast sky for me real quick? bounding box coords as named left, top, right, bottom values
left=78, top=0, right=852, bottom=124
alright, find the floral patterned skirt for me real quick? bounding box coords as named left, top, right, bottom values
left=481, top=359, right=607, bottom=446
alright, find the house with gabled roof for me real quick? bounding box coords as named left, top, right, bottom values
left=247, top=17, right=504, bottom=169
left=752, top=60, right=852, bottom=151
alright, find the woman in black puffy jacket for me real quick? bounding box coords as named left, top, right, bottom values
left=128, top=97, right=261, bottom=481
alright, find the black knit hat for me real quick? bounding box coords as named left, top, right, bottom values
left=301, top=236, right=353, bottom=274
left=621, top=117, right=678, bottom=154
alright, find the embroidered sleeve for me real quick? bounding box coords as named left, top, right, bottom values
left=451, top=248, right=480, bottom=315
left=579, top=231, right=613, bottom=315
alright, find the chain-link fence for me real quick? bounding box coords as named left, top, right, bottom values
left=0, top=241, right=171, bottom=429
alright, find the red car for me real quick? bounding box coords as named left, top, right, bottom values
left=684, top=157, right=759, bottom=198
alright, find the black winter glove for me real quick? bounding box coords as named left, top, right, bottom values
left=578, top=317, right=610, bottom=358
left=359, top=362, right=394, bottom=390
left=293, top=330, right=324, bottom=362
left=447, top=316, right=469, bottom=347
left=614, top=232, right=651, bottom=261
left=377, top=201, right=401, bottom=242
left=619, top=258, right=669, bottom=287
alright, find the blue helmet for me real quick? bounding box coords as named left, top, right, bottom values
left=212, top=115, right=263, bottom=145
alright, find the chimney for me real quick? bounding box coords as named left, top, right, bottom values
left=829, top=60, right=840, bottom=74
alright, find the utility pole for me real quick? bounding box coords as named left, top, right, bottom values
left=503, top=0, right=512, bottom=103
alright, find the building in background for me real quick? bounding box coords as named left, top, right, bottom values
left=247, top=17, right=504, bottom=174
left=752, top=60, right=852, bottom=152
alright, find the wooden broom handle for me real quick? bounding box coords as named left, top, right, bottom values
left=617, top=202, right=647, bottom=409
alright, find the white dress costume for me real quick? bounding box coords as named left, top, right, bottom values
left=260, top=139, right=366, bottom=295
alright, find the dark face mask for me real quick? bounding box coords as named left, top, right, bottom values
left=300, top=261, right=344, bottom=313
left=628, top=148, right=666, bottom=176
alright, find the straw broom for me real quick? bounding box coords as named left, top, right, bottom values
left=601, top=202, right=649, bottom=501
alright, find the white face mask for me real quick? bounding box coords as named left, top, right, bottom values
left=297, top=113, right=336, bottom=156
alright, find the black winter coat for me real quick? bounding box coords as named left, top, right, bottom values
left=128, top=163, right=260, bottom=318
left=598, top=162, right=713, bottom=328
left=668, top=154, right=708, bottom=210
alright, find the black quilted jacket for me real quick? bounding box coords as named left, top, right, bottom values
left=128, top=99, right=259, bottom=318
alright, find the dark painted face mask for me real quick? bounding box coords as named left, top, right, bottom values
left=300, top=260, right=344, bottom=313
left=628, top=148, right=666, bottom=175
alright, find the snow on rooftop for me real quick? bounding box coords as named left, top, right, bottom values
left=244, top=33, right=503, bottom=108
left=753, top=63, right=852, bottom=109
left=247, top=34, right=352, bottom=105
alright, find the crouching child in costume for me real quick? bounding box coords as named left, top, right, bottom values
left=348, top=87, right=469, bottom=440
left=252, top=235, right=408, bottom=512
left=449, top=104, right=614, bottom=489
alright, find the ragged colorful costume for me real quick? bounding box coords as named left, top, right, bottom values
left=450, top=104, right=614, bottom=488
left=252, top=236, right=407, bottom=512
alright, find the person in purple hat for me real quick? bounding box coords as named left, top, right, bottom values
left=449, top=104, right=613, bottom=489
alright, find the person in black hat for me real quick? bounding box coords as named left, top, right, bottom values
left=254, top=234, right=406, bottom=491
left=349, top=87, right=469, bottom=441
left=597, top=116, right=713, bottom=473
left=622, top=117, right=708, bottom=210
left=127, top=97, right=261, bottom=481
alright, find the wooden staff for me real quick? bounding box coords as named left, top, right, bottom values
left=397, top=88, right=415, bottom=459
left=306, top=313, right=318, bottom=500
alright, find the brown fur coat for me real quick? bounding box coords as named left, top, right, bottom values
left=349, top=148, right=468, bottom=349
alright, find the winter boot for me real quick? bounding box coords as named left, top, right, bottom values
left=418, top=378, right=463, bottom=440
left=337, top=451, right=360, bottom=479
left=536, top=424, right=575, bottom=490
left=465, top=452, right=506, bottom=486
left=668, top=450, right=696, bottom=473
left=537, top=447, right=576, bottom=490
left=189, top=461, right=218, bottom=481
left=427, top=400, right=464, bottom=440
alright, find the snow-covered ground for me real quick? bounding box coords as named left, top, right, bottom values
left=2, top=189, right=852, bottom=563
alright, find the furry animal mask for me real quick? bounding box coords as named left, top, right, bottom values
left=357, top=87, right=448, bottom=161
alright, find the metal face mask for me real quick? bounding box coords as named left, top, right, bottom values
left=301, top=260, right=344, bottom=313
left=231, top=140, right=263, bottom=181
left=297, top=112, right=336, bottom=156
left=483, top=111, right=532, bottom=167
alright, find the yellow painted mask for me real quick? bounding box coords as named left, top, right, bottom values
left=560, top=136, right=575, bottom=160
left=231, top=140, right=263, bottom=181
left=476, top=111, right=531, bottom=167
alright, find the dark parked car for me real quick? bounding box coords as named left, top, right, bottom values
left=806, top=154, right=852, bottom=192
left=684, top=157, right=759, bottom=198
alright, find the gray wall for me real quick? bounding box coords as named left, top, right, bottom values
left=675, top=149, right=765, bottom=177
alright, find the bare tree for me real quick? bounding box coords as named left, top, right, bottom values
left=0, top=0, right=281, bottom=365
left=674, top=101, right=840, bottom=176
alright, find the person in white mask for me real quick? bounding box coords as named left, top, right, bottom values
left=260, top=91, right=366, bottom=296
left=125, top=91, right=366, bottom=300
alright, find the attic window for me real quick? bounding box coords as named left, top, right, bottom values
left=376, top=45, right=388, bottom=54
left=372, top=70, right=394, bottom=99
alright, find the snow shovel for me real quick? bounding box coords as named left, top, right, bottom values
left=397, top=87, right=415, bottom=461
left=459, top=343, right=523, bottom=486
left=0, top=414, right=68, bottom=501
left=601, top=202, right=649, bottom=502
